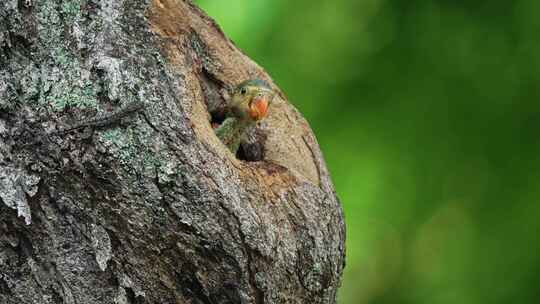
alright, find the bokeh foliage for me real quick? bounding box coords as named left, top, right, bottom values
left=195, top=1, right=540, bottom=303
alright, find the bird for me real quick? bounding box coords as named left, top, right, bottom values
left=215, top=79, right=275, bottom=154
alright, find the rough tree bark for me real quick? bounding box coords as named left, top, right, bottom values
left=0, top=1, right=345, bottom=303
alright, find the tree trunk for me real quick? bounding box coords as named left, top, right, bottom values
left=0, top=1, right=345, bottom=303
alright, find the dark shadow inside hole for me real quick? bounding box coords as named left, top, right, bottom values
left=210, top=110, right=226, bottom=128
left=236, top=141, right=265, bottom=162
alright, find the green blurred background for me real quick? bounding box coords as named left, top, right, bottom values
left=195, top=1, right=540, bottom=303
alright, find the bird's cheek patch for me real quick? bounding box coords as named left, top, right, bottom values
left=249, top=98, right=269, bottom=121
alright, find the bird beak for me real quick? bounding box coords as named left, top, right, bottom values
left=249, top=96, right=270, bottom=121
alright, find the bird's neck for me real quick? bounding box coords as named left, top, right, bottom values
left=215, top=117, right=254, bottom=154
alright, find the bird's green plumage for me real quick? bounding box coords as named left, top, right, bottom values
left=215, top=117, right=255, bottom=153
left=235, top=79, right=271, bottom=91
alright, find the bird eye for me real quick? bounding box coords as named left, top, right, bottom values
left=240, top=88, right=247, bottom=95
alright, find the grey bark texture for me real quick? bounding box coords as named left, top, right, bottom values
left=0, top=1, right=346, bottom=303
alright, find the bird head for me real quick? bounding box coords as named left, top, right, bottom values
left=229, top=79, right=275, bottom=122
